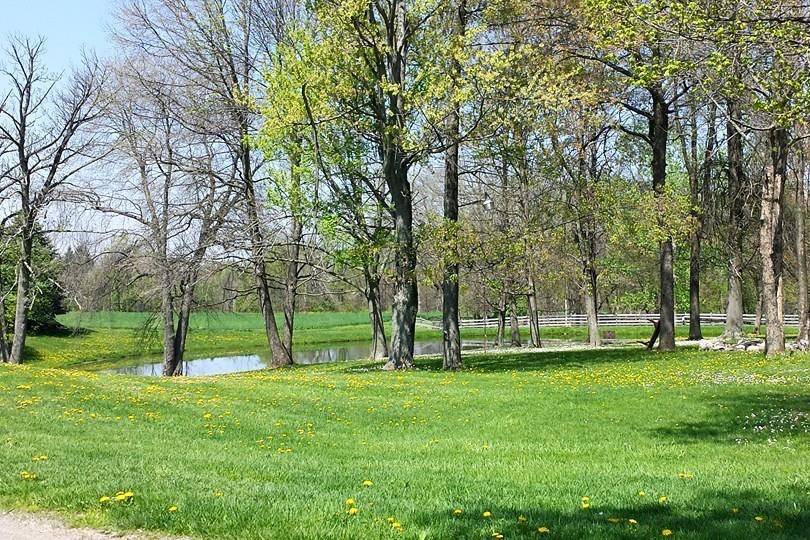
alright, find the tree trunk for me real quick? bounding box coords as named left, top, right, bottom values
left=796, top=158, right=810, bottom=344
left=384, top=161, right=417, bottom=370
left=365, top=271, right=388, bottom=360
left=509, top=298, right=522, bottom=347
left=650, top=87, right=675, bottom=351
left=441, top=0, right=466, bottom=371
left=760, top=126, right=789, bottom=355
left=0, top=298, right=10, bottom=362
left=283, top=217, right=303, bottom=357
left=160, top=276, right=177, bottom=376
left=242, top=145, right=292, bottom=367
left=724, top=99, right=746, bottom=338
left=496, top=292, right=506, bottom=347
left=584, top=266, right=601, bottom=346
left=9, top=231, right=34, bottom=364
left=283, top=142, right=304, bottom=357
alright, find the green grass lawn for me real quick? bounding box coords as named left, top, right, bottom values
left=38, top=310, right=763, bottom=371
left=1, top=345, right=808, bottom=539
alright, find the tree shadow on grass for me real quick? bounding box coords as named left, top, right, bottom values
left=405, top=487, right=809, bottom=539
left=410, top=347, right=660, bottom=373
left=653, top=391, right=810, bottom=445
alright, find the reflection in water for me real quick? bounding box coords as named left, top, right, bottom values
left=111, top=340, right=487, bottom=377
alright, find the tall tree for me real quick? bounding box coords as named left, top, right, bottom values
left=0, top=37, right=106, bottom=364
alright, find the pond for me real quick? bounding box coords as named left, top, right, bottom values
left=109, top=339, right=490, bottom=377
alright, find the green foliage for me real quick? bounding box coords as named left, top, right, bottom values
left=0, top=225, right=66, bottom=333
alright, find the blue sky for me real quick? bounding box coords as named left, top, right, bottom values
left=0, top=0, right=114, bottom=72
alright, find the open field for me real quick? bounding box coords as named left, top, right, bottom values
left=1, top=343, right=809, bottom=539
left=37, top=311, right=761, bottom=371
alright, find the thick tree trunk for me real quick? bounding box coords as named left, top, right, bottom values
left=441, top=102, right=461, bottom=367
left=796, top=161, right=810, bottom=344
left=441, top=0, right=466, bottom=371
left=9, top=232, right=34, bottom=364
left=509, top=298, right=522, bottom=347
left=584, top=266, right=601, bottom=346
left=650, top=87, right=675, bottom=351
left=724, top=99, right=746, bottom=338
left=385, top=162, right=417, bottom=370
left=760, top=127, right=789, bottom=355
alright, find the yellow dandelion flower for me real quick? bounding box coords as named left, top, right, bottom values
left=731, top=507, right=739, bottom=514
left=362, top=480, right=373, bottom=487
left=662, top=529, right=673, bottom=537
left=483, top=511, right=492, bottom=518
left=658, top=495, right=668, bottom=505
left=452, top=508, right=463, bottom=516
left=638, top=491, right=647, bottom=497
left=347, top=507, right=359, bottom=516
left=168, top=506, right=178, bottom=513
left=754, top=516, right=765, bottom=523
left=581, top=496, right=591, bottom=509
left=387, top=517, right=396, bottom=523
left=518, top=515, right=527, bottom=523
left=99, top=496, right=111, bottom=504
left=628, top=519, right=638, bottom=525
left=538, top=526, right=550, bottom=534
left=345, top=498, right=355, bottom=506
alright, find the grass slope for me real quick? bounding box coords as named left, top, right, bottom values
left=1, top=347, right=808, bottom=539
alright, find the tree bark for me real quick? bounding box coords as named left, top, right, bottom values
left=724, top=99, right=746, bottom=338
left=584, top=266, right=601, bottom=346
left=441, top=0, right=466, bottom=371
left=509, top=298, right=522, bottom=347
left=366, top=271, right=389, bottom=360
left=760, top=126, right=789, bottom=355
left=283, top=142, right=304, bottom=357
left=385, top=159, right=417, bottom=370
left=9, top=228, right=34, bottom=364
left=796, top=156, right=810, bottom=344
left=650, top=87, right=675, bottom=351
left=496, top=292, right=506, bottom=347
left=244, top=160, right=292, bottom=366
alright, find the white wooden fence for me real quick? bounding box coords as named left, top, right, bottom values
left=416, top=313, right=798, bottom=330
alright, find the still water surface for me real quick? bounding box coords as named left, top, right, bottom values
left=111, top=339, right=487, bottom=377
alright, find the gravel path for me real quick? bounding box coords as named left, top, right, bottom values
left=0, top=511, right=177, bottom=540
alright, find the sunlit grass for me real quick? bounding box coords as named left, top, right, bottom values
left=1, top=346, right=808, bottom=539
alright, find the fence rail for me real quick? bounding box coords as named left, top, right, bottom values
left=416, top=313, right=797, bottom=330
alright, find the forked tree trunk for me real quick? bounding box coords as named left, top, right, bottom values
left=650, top=87, right=675, bottom=351
left=366, top=272, right=388, bottom=360
left=686, top=103, right=716, bottom=340
left=724, top=99, right=746, bottom=338
left=760, top=127, right=789, bottom=355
